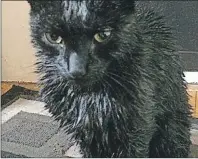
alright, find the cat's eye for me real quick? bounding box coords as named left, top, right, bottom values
left=44, top=33, right=63, bottom=44
left=94, top=29, right=112, bottom=43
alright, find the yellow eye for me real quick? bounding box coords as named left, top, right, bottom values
left=94, top=29, right=111, bottom=43
left=44, top=33, right=63, bottom=44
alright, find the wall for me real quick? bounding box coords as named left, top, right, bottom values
left=2, top=1, right=37, bottom=82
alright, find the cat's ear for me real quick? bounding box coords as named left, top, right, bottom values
left=26, top=0, right=45, bottom=11
left=27, top=0, right=37, bottom=8
left=27, top=0, right=33, bottom=6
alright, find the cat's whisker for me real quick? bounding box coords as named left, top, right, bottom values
left=105, top=74, right=133, bottom=96
left=108, top=69, right=133, bottom=78
left=107, top=72, right=135, bottom=86
left=102, top=78, right=113, bottom=91
left=104, top=73, right=129, bottom=97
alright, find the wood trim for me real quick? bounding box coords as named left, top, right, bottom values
left=196, top=92, right=198, bottom=118
left=188, top=84, right=198, bottom=91
left=1, top=81, right=39, bottom=95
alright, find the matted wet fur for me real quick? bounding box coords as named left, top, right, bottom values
left=27, top=0, right=191, bottom=157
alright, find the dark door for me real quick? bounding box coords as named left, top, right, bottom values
left=137, top=1, right=198, bottom=71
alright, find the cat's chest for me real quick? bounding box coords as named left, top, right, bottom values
left=68, top=94, right=125, bottom=127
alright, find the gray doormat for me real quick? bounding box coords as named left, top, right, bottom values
left=1, top=111, right=72, bottom=158
left=1, top=85, right=82, bottom=158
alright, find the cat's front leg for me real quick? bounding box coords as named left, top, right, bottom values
left=127, top=111, right=156, bottom=158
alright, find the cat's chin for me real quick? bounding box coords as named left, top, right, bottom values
left=67, top=77, right=104, bottom=93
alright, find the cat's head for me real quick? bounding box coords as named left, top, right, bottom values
left=28, top=0, right=135, bottom=92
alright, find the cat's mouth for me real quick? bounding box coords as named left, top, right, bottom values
left=66, top=71, right=105, bottom=90
left=64, top=60, right=109, bottom=90
left=68, top=75, right=98, bottom=86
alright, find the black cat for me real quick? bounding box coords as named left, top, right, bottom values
left=27, top=0, right=191, bottom=157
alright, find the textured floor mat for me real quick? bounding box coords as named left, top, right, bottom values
left=1, top=111, right=72, bottom=158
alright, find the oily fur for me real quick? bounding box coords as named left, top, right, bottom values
left=28, top=0, right=191, bottom=157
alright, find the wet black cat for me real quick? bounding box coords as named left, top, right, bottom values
left=27, top=0, right=191, bottom=157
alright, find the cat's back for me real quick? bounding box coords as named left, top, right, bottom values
left=133, top=3, right=187, bottom=112
left=134, top=5, right=175, bottom=52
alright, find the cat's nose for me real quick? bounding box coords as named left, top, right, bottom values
left=70, top=69, right=86, bottom=79
left=68, top=52, right=87, bottom=79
